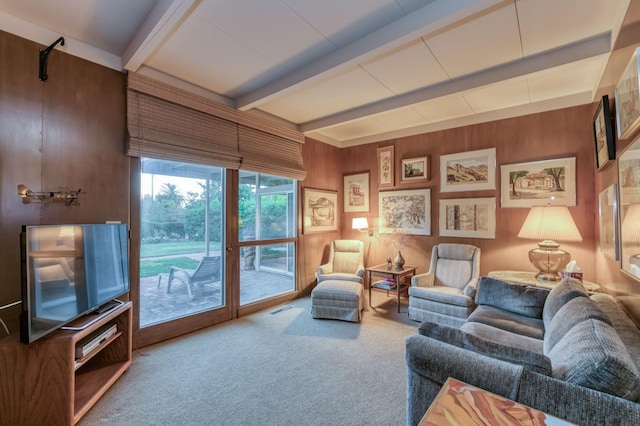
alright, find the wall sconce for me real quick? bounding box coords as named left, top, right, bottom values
left=17, top=184, right=83, bottom=206
left=352, top=217, right=373, bottom=236
left=517, top=205, right=582, bottom=281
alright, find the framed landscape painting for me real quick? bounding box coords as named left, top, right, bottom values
left=439, top=197, right=496, bottom=239
left=618, top=138, right=640, bottom=281
left=401, top=156, right=429, bottom=183
left=378, top=188, right=431, bottom=236
left=343, top=172, right=369, bottom=212
left=615, top=47, right=640, bottom=140
left=440, top=148, right=496, bottom=192
left=593, top=95, right=616, bottom=171
left=302, top=188, right=338, bottom=234
left=500, top=157, right=576, bottom=208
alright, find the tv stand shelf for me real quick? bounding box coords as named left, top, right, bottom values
left=0, top=301, right=132, bottom=425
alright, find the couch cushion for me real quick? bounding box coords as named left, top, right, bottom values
left=542, top=278, right=588, bottom=324
left=616, top=295, right=640, bottom=332
left=460, top=322, right=544, bottom=354
left=475, top=276, right=549, bottom=318
left=408, top=286, right=474, bottom=307
left=419, top=321, right=551, bottom=375
left=547, top=318, right=640, bottom=400
left=543, top=296, right=612, bottom=354
left=467, top=305, right=545, bottom=339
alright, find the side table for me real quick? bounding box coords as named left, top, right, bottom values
left=366, top=264, right=417, bottom=313
left=488, top=270, right=600, bottom=292
left=419, top=377, right=575, bottom=425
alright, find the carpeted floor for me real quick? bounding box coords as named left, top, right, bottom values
left=79, top=292, right=418, bottom=425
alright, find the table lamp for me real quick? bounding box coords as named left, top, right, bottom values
left=517, top=205, right=583, bottom=281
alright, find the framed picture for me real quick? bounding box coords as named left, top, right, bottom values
left=615, top=47, right=640, bottom=140
left=439, top=197, right=496, bottom=239
left=593, top=95, right=616, bottom=171
left=378, top=188, right=431, bottom=236
left=440, top=148, right=496, bottom=192
left=599, top=184, right=619, bottom=261
left=377, top=146, right=394, bottom=188
left=343, top=172, right=369, bottom=212
left=401, top=156, right=430, bottom=183
left=618, top=137, right=640, bottom=281
left=500, top=157, right=576, bottom=208
left=302, top=188, right=338, bottom=234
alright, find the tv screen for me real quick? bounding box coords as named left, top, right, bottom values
left=20, top=223, right=130, bottom=344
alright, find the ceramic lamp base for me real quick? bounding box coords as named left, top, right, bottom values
left=528, top=240, right=571, bottom=282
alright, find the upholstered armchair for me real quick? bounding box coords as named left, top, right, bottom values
left=408, top=243, right=480, bottom=327
left=317, top=240, right=365, bottom=284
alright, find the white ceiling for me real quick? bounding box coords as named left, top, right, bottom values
left=0, top=0, right=632, bottom=147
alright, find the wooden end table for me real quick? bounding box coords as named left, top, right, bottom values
left=366, top=264, right=417, bottom=313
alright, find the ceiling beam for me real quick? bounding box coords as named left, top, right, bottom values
left=121, top=0, right=198, bottom=71
left=235, top=0, right=504, bottom=111
left=300, top=32, right=612, bottom=133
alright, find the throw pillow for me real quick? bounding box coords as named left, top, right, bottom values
left=542, top=278, right=588, bottom=325
left=475, top=276, right=549, bottom=318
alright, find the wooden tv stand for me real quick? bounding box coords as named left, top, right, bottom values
left=0, top=301, right=132, bottom=425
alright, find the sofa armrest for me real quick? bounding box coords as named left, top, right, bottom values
left=406, top=334, right=524, bottom=426
left=411, top=271, right=434, bottom=287
left=463, top=277, right=478, bottom=298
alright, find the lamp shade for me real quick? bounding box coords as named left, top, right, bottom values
left=517, top=206, right=583, bottom=243
left=352, top=217, right=369, bottom=230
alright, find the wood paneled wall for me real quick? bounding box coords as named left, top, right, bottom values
left=0, top=31, right=128, bottom=332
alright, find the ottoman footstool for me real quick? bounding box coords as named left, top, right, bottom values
left=311, top=279, right=364, bottom=322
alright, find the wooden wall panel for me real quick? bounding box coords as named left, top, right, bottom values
left=0, top=30, right=128, bottom=333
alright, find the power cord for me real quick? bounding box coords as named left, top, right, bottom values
left=0, top=301, right=21, bottom=336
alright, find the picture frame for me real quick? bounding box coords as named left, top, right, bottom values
left=378, top=188, right=431, bottom=236
left=343, top=171, right=369, bottom=212
left=401, top=156, right=430, bottom=183
left=440, top=148, right=496, bottom=192
left=439, top=197, right=496, bottom=239
left=618, top=138, right=640, bottom=281
left=593, top=94, right=616, bottom=171
left=598, top=184, right=619, bottom=261
left=500, top=157, right=576, bottom=208
left=377, top=146, right=394, bottom=188
left=302, top=188, right=338, bottom=234
left=615, top=47, right=640, bottom=140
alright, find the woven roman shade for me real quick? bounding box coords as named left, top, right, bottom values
left=126, top=72, right=306, bottom=179
left=238, top=125, right=306, bottom=180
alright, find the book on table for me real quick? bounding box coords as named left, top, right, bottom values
left=373, top=278, right=397, bottom=290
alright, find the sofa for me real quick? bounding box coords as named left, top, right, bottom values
left=406, top=276, right=640, bottom=426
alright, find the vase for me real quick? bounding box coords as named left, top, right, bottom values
left=394, top=250, right=405, bottom=269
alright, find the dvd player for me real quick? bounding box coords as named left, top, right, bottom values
left=75, top=323, right=117, bottom=360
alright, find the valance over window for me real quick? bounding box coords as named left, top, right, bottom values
left=126, top=72, right=306, bottom=180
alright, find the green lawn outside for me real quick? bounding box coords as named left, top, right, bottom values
left=140, top=257, right=200, bottom=278
left=140, top=241, right=221, bottom=258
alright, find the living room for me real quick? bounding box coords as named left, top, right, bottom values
left=1, top=1, right=640, bottom=425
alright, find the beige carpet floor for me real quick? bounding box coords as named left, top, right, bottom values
left=79, top=292, right=418, bottom=426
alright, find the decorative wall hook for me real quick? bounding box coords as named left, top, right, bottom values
left=17, top=184, right=83, bottom=206
left=39, top=36, right=65, bottom=81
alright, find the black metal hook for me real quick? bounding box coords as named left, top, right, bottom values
left=39, top=36, right=65, bottom=82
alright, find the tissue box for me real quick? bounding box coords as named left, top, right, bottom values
left=561, top=271, right=583, bottom=282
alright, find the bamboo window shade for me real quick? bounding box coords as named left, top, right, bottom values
left=126, top=72, right=306, bottom=180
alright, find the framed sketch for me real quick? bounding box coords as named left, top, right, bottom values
left=439, top=197, right=496, bottom=239
left=378, top=188, right=431, bottom=236
left=401, top=156, right=430, bottom=183
left=440, top=148, right=496, bottom=192
left=343, top=172, right=369, bottom=212
left=615, top=47, right=640, bottom=140
left=599, top=184, right=619, bottom=260
left=618, top=138, right=640, bottom=281
left=302, top=188, right=338, bottom=234
left=377, top=146, right=394, bottom=188
left=593, top=95, right=616, bottom=171
left=500, top=157, right=576, bottom=208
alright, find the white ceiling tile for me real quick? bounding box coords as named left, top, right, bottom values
left=517, top=0, right=623, bottom=56
left=315, top=117, right=387, bottom=141
left=528, top=56, right=609, bottom=102
left=425, top=2, right=522, bottom=78
left=258, top=68, right=395, bottom=123
left=463, top=78, right=530, bottom=113
left=411, top=94, right=474, bottom=122
left=362, top=39, right=449, bottom=94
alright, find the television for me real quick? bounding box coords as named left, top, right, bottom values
left=20, top=223, right=130, bottom=344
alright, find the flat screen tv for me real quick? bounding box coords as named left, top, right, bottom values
left=20, top=223, right=130, bottom=344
